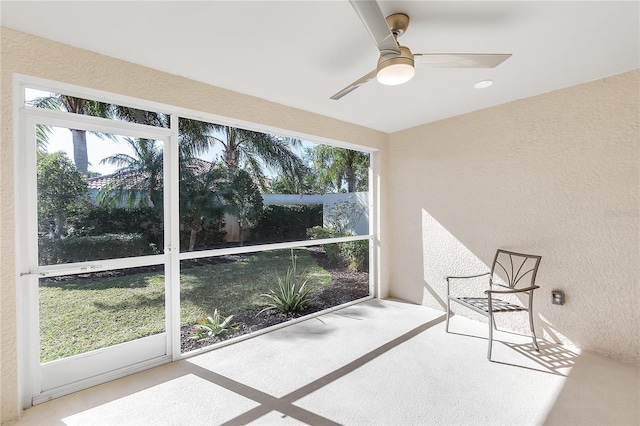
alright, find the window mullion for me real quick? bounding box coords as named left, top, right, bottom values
left=168, top=114, right=181, bottom=360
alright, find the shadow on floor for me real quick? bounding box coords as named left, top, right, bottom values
left=446, top=328, right=579, bottom=376
left=15, top=311, right=445, bottom=426
left=214, top=314, right=446, bottom=425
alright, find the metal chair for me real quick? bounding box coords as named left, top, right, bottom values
left=445, top=249, right=542, bottom=360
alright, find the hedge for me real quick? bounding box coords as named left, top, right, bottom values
left=254, top=204, right=322, bottom=243
left=67, top=206, right=164, bottom=247
left=39, top=233, right=155, bottom=264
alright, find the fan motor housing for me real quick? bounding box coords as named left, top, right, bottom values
left=377, top=45, right=415, bottom=69
left=386, top=13, right=410, bottom=37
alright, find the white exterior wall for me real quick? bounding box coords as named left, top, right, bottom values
left=262, top=192, right=370, bottom=236
left=321, top=192, right=369, bottom=236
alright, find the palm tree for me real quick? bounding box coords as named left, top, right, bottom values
left=180, top=159, right=226, bottom=251
left=223, top=169, right=263, bottom=246
left=28, top=94, right=306, bottom=190
left=97, top=138, right=164, bottom=210
left=97, top=135, right=231, bottom=251
left=312, top=146, right=369, bottom=193
left=28, top=95, right=111, bottom=174
left=209, top=125, right=306, bottom=190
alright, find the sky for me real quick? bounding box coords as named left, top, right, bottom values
left=28, top=88, right=140, bottom=175
left=44, top=126, right=138, bottom=176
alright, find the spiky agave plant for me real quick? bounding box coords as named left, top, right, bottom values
left=260, top=251, right=312, bottom=314
left=189, top=309, right=237, bottom=340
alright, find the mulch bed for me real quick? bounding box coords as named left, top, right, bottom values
left=180, top=247, right=370, bottom=353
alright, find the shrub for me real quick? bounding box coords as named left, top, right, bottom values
left=188, top=309, right=238, bottom=340
left=306, top=226, right=341, bottom=264
left=37, top=152, right=90, bottom=240
left=39, top=233, right=154, bottom=264
left=305, top=225, right=340, bottom=240
left=260, top=251, right=311, bottom=313
left=306, top=226, right=369, bottom=272
left=67, top=206, right=164, bottom=248
left=179, top=214, right=227, bottom=251
left=340, top=239, right=369, bottom=272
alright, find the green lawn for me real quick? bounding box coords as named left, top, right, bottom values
left=39, top=248, right=331, bottom=363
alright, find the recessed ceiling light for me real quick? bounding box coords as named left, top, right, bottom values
left=474, top=80, right=494, bottom=89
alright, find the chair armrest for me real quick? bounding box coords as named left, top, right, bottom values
left=484, top=285, right=540, bottom=295
left=446, top=272, right=490, bottom=281
left=446, top=272, right=490, bottom=297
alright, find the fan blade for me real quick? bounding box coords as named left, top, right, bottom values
left=414, top=53, right=512, bottom=68
left=350, top=0, right=400, bottom=55
left=330, top=69, right=377, bottom=100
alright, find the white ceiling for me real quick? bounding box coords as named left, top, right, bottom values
left=2, top=1, right=638, bottom=133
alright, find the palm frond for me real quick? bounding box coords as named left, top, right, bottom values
left=240, top=130, right=306, bottom=180
left=27, top=95, right=62, bottom=110
left=36, top=124, right=52, bottom=154
left=96, top=138, right=164, bottom=209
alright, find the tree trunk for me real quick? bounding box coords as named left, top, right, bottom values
left=150, top=189, right=163, bottom=211
left=346, top=165, right=356, bottom=193
left=188, top=216, right=203, bottom=251
left=224, top=127, right=240, bottom=178
left=54, top=214, right=65, bottom=240
left=188, top=229, right=198, bottom=252
left=70, top=129, right=89, bottom=175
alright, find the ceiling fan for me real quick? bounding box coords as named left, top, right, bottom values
left=331, top=0, right=512, bottom=100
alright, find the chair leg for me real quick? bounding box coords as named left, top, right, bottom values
left=528, top=308, right=539, bottom=351
left=445, top=297, right=451, bottom=332
left=487, top=312, right=494, bottom=360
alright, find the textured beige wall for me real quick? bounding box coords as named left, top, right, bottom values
left=388, top=70, right=640, bottom=365
left=0, top=27, right=387, bottom=423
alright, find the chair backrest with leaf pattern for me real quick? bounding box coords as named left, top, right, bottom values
left=490, top=249, right=542, bottom=290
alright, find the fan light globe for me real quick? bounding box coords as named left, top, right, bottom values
left=376, top=45, right=415, bottom=86
left=377, top=63, right=415, bottom=85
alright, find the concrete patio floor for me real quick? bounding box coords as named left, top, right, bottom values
left=10, top=299, right=639, bottom=425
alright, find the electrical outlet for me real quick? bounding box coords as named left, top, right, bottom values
left=552, top=290, right=564, bottom=305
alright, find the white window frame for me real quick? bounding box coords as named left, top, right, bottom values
left=16, top=79, right=177, bottom=406
left=14, top=73, right=379, bottom=408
